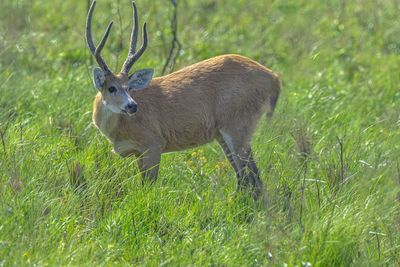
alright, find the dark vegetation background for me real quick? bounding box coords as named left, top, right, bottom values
left=0, top=0, right=399, bottom=265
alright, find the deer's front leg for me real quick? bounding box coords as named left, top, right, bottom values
left=137, top=147, right=162, bottom=182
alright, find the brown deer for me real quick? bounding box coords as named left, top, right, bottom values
left=86, top=1, right=280, bottom=198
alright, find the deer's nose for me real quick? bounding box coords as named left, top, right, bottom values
left=125, top=103, right=138, bottom=114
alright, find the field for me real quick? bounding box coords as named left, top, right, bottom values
left=1, top=0, right=399, bottom=266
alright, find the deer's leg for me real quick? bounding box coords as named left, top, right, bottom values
left=234, top=145, right=252, bottom=189
left=137, top=147, right=161, bottom=182
left=248, top=149, right=260, bottom=178
left=248, top=148, right=263, bottom=197
left=219, top=129, right=249, bottom=187
left=217, top=136, right=240, bottom=179
left=235, top=145, right=264, bottom=199
left=219, top=130, right=252, bottom=187
left=219, top=129, right=263, bottom=199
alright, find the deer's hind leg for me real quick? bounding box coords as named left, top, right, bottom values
left=248, top=148, right=263, bottom=194
left=218, top=128, right=263, bottom=199
left=217, top=136, right=240, bottom=180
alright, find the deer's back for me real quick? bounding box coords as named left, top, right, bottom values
left=126, top=55, right=279, bottom=152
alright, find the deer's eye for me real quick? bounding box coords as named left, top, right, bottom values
left=108, top=86, right=117, bottom=94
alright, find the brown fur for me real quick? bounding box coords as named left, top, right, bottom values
left=92, top=54, right=280, bottom=196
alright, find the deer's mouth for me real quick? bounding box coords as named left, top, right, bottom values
left=121, top=109, right=137, bottom=116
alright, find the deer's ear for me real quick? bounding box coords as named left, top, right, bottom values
left=128, top=69, right=154, bottom=91
left=93, top=67, right=106, bottom=90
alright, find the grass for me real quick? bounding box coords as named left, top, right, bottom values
left=1, top=0, right=399, bottom=265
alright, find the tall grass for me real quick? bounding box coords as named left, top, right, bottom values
left=0, top=0, right=399, bottom=265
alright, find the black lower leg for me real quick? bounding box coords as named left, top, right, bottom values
left=248, top=151, right=262, bottom=188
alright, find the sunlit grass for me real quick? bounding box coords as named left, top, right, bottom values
left=0, top=0, right=399, bottom=266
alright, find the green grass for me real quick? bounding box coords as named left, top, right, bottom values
left=1, top=0, right=399, bottom=266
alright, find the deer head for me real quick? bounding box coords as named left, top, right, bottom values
left=86, top=1, right=153, bottom=115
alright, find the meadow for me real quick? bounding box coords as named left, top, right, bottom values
left=0, top=0, right=399, bottom=265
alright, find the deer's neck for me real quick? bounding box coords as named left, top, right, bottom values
left=92, top=93, right=120, bottom=142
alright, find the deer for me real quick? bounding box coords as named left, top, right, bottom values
left=85, top=1, right=280, bottom=198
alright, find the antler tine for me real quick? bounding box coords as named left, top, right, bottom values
left=85, top=0, right=113, bottom=74
left=85, top=0, right=97, bottom=54
left=121, top=2, right=148, bottom=74
left=94, top=21, right=113, bottom=72
left=121, top=22, right=148, bottom=74
left=128, top=2, right=139, bottom=55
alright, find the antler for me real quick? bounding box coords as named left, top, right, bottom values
left=86, top=0, right=113, bottom=74
left=121, top=2, right=148, bottom=74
